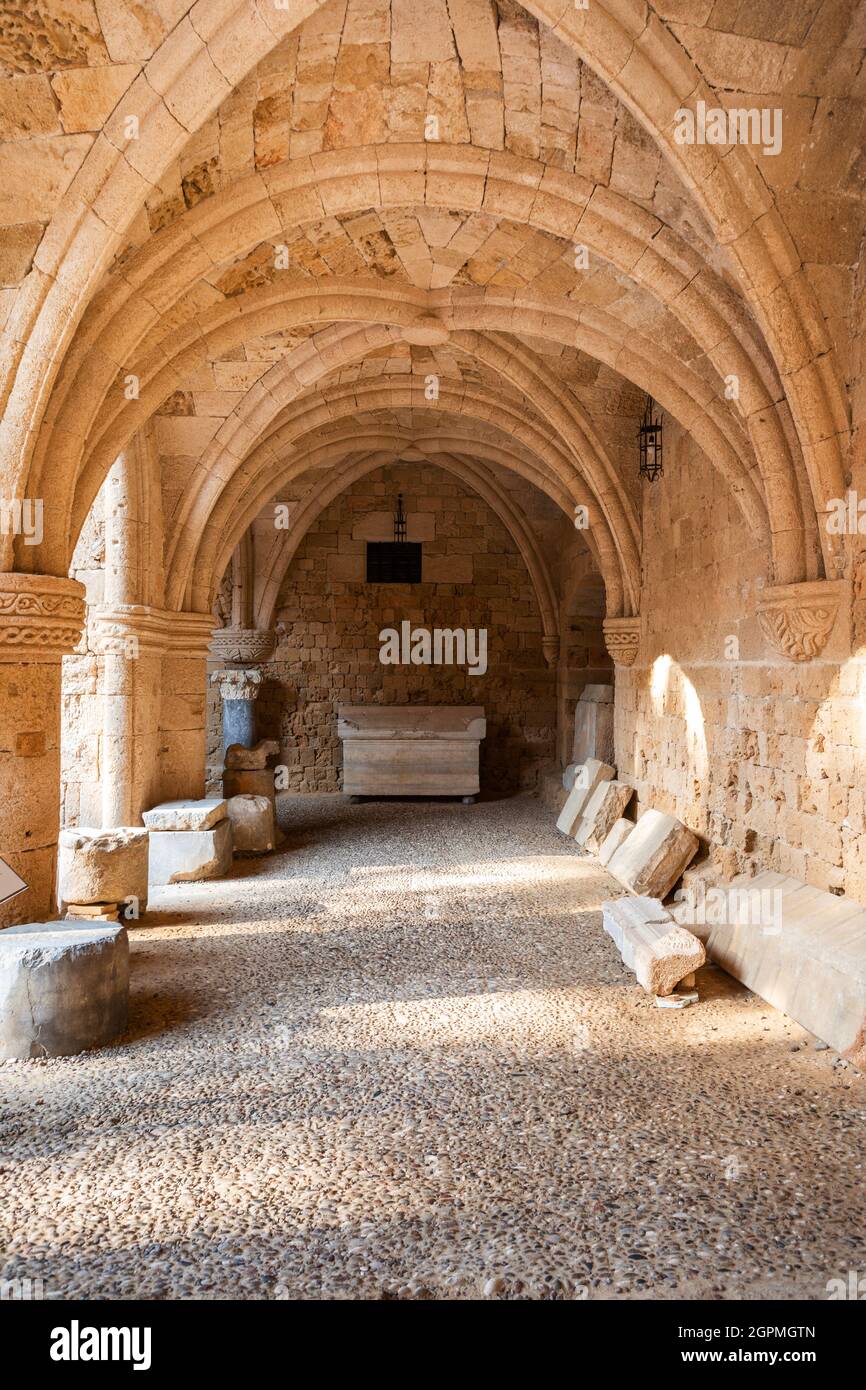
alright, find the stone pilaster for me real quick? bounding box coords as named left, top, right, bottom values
left=91, top=605, right=215, bottom=821
left=0, top=574, right=86, bottom=925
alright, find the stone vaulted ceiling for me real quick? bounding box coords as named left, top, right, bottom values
left=1, top=0, right=865, bottom=623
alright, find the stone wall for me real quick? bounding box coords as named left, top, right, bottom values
left=210, top=463, right=560, bottom=793
left=616, top=420, right=863, bottom=899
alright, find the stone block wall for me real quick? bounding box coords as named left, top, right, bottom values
left=211, top=463, right=558, bottom=793
left=616, top=420, right=863, bottom=898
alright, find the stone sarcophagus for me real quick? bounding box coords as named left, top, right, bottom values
left=337, top=705, right=486, bottom=798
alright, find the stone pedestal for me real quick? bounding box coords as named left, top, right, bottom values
left=0, top=574, right=85, bottom=926
left=211, top=668, right=263, bottom=754
left=0, top=921, right=129, bottom=1058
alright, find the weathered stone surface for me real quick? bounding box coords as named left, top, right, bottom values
left=339, top=705, right=485, bottom=796
left=562, top=762, right=580, bottom=791
left=572, top=685, right=615, bottom=765
left=0, top=922, right=128, bottom=1060
left=607, top=809, right=699, bottom=899
left=598, top=818, right=633, bottom=867
left=58, top=827, right=148, bottom=909
left=602, top=897, right=705, bottom=997
left=223, top=768, right=275, bottom=802
left=143, top=799, right=227, bottom=832
left=148, top=821, right=233, bottom=885
left=634, top=926, right=706, bottom=997
left=225, top=739, right=280, bottom=771
left=675, top=870, right=866, bottom=1070
left=227, top=794, right=275, bottom=854
left=574, top=780, right=633, bottom=852
left=555, top=759, right=615, bottom=836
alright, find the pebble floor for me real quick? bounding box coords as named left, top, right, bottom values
left=2, top=793, right=865, bottom=1302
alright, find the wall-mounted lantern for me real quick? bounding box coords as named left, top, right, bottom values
left=638, top=395, right=663, bottom=483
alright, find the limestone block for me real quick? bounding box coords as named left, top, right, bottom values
left=601, top=897, right=705, bottom=997
left=602, top=896, right=670, bottom=962
left=572, top=685, right=615, bottom=765
left=0, top=923, right=129, bottom=1060
left=58, top=828, right=149, bottom=910
left=555, top=759, right=615, bottom=836
left=607, top=809, right=699, bottom=899
left=227, top=795, right=275, bottom=855
left=142, top=798, right=227, bottom=831
left=675, top=870, right=866, bottom=1070
left=148, top=820, right=233, bottom=885
left=598, top=818, right=634, bottom=867
left=634, top=926, right=706, bottom=998
left=574, top=781, right=634, bottom=852
left=225, top=739, right=280, bottom=770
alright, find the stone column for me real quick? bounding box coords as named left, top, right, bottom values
left=211, top=668, right=263, bottom=754
left=157, top=612, right=217, bottom=804
left=0, top=574, right=86, bottom=926
left=90, top=608, right=171, bottom=827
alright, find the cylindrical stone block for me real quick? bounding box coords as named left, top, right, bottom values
left=0, top=923, right=129, bottom=1059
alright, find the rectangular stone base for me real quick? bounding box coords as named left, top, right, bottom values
left=148, top=819, right=233, bottom=885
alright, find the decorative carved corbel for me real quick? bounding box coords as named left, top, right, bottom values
left=602, top=615, right=640, bottom=668
left=541, top=635, right=560, bottom=667
left=756, top=579, right=844, bottom=661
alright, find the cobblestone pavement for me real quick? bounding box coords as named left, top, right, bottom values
left=2, top=794, right=864, bottom=1301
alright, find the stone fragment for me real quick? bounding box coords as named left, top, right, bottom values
left=142, top=799, right=227, bottom=832
left=223, top=768, right=275, bottom=802
left=562, top=762, right=580, bottom=791
left=65, top=904, right=120, bottom=922
left=606, top=809, right=699, bottom=899
left=574, top=780, right=633, bottom=852
left=634, top=926, right=706, bottom=997
left=58, top=827, right=148, bottom=909
left=148, top=821, right=233, bottom=885
left=602, top=896, right=705, bottom=996
left=0, top=922, right=129, bottom=1060
left=555, top=759, right=615, bottom=836
left=598, top=818, right=633, bottom=867
left=227, top=794, right=275, bottom=855
left=224, top=739, right=280, bottom=770
left=572, top=684, right=614, bottom=765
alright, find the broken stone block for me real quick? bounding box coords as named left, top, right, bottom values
left=598, top=818, right=633, bottom=867
left=148, top=820, right=233, bottom=885
left=57, top=827, right=148, bottom=911
left=601, top=897, right=705, bottom=997
left=634, top=925, right=706, bottom=997
left=572, top=684, right=614, bottom=765
left=555, top=759, right=615, bottom=836
left=142, top=798, right=227, bottom=832
left=606, top=809, right=699, bottom=899
left=224, top=739, right=280, bottom=771
left=223, top=768, right=275, bottom=802
left=227, top=794, right=275, bottom=855
left=602, top=895, right=670, bottom=960
left=574, top=780, right=634, bottom=852
left=0, top=922, right=129, bottom=1060
left=562, top=762, right=580, bottom=791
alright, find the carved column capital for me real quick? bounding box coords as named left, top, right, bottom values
left=603, top=615, right=640, bottom=667
left=210, top=667, right=264, bottom=701
left=210, top=627, right=276, bottom=664
left=0, top=574, right=85, bottom=663
left=757, top=579, right=844, bottom=661
left=91, top=605, right=215, bottom=659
